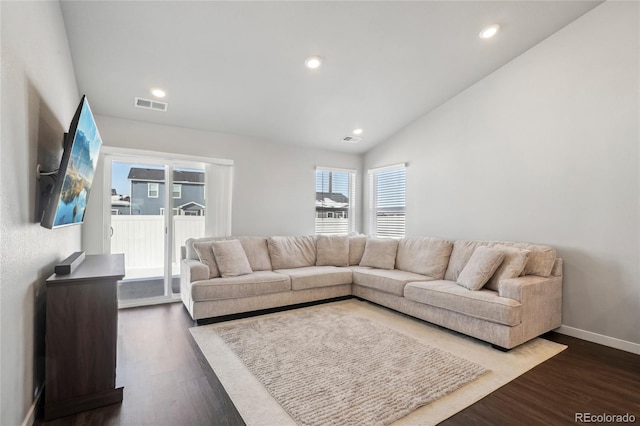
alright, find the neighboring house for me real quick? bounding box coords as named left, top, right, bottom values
left=315, top=192, right=349, bottom=219
left=127, top=168, right=205, bottom=215
left=111, top=189, right=131, bottom=215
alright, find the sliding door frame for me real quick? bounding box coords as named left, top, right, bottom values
left=101, top=146, right=233, bottom=308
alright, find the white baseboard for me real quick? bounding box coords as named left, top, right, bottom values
left=555, top=325, right=640, bottom=355
left=22, top=388, right=42, bottom=426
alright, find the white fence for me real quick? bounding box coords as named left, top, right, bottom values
left=111, top=215, right=205, bottom=273
left=112, top=215, right=404, bottom=274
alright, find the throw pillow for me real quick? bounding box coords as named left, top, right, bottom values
left=316, top=235, right=349, bottom=267
left=485, top=245, right=530, bottom=291
left=211, top=240, right=253, bottom=277
left=359, top=238, right=399, bottom=270
left=192, top=241, right=220, bottom=279
left=457, top=246, right=505, bottom=291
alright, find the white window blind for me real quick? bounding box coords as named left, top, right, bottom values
left=369, top=164, right=406, bottom=238
left=315, top=168, right=356, bottom=235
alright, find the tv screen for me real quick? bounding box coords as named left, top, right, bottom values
left=41, top=96, right=102, bottom=229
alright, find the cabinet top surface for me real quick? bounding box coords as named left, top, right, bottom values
left=46, top=254, right=125, bottom=284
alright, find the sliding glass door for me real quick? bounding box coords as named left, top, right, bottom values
left=105, top=154, right=208, bottom=306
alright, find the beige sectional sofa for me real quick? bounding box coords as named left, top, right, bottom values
left=180, top=235, right=562, bottom=349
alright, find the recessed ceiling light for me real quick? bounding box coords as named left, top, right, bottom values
left=352, top=128, right=363, bottom=135
left=305, top=56, right=322, bottom=69
left=479, top=24, right=500, bottom=39
left=151, top=88, right=166, bottom=98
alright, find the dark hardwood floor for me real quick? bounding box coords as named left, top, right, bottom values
left=38, top=302, right=639, bottom=426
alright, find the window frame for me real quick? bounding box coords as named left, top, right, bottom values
left=172, top=183, right=182, bottom=199
left=315, top=167, right=357, bottom=235
left=368, top=163, right=406, bottom=238
left=148, top=182, right=159, bottom=198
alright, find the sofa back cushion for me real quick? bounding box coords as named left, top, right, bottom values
left=268, top=236, right=317, bottom=269
left=395, top=237, right=453, bottom=279
left=509, top=242, right=556, bottom=277
left=316, top=235, right=349, bottom=267
left=236, top=236, right=272, bottom=271
left=348, top=235, right=368, bottom=266
left=359, top=238, right=399, bottom=270
left=445, top=240, right=556, bottom=281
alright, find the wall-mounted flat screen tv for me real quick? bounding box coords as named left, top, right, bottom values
left=41, top=96, right=102, bottom=229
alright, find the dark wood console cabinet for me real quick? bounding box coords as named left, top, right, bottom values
left=44, top=254, right=125, bottom=420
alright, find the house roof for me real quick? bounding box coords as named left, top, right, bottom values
left=316, top=192, right=349, bottom=204
left=177, top=201, right=205, bottom=210
left=127, top=168, right=204, bottom=184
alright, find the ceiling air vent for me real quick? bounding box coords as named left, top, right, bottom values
left=340, top=135, right=362, bottom=144
left=134, top=97, right=168, bottom=112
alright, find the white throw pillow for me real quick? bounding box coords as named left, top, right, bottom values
left=485, top=245, right=530, bottom=291
left=457, top=246, right=505, bottom=291
left=192, top=242, right=220, bottom=279
left=359, top=238, right=399, bottom=270
left=211, top=240, right=253, bottom=277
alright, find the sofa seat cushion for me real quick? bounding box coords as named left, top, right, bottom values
left=352, top=267, right=435, bottom=296
left=191, top=271, right=291, bottom=302
left=404, top=280, right=522, bottom=326
left=275, top=266, right=352, bottom=291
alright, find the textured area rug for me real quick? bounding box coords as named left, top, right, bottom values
left=211, top=307, right=487, bottom=426
left=190, top=300, right=566, bottom=426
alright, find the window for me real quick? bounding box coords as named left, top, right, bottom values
left=172, top=184, right=182, bottom=199
left=369, top=164, right=406, bottom=238
left=315, top=167, right=356, bottom=235
left=148, top=182, right=159, bottom=198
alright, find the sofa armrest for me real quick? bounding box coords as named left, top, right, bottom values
left=181, top=258, right=209, bottom=284
left=498, top=274, right=563, bottom=336
left=498, top=275, right=554, bottom=302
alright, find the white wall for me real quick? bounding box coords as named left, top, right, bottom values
left=0, top=2, right=81, bottom=424
left=365, top=2, right=639, bottom=347
left=82, top=115, right=362, bottom=254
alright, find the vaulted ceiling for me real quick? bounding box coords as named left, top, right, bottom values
left=60, top=1, right=602, bottom=153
